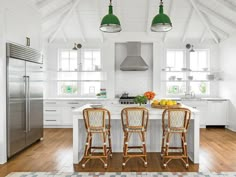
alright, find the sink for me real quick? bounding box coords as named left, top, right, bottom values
left=180, top=97, right=202, bottom=101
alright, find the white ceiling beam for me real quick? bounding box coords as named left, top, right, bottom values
left=189, top=0, right=219, bottom=44
left=96, top=0, right=105, bottom=43
left=42, top=2, right=72, bottom=24
left=198, top=2, right=236, bottom=29
left=75, top=10, right=86, bottom=42
left=210, top=24, right=229, bottom=39
left=214, top=0, right=236, bottom=13
left=182, top=8, right=194, bottom=43
left=200, top=30, right=207, bottom=43
left=146, top=0, right=154, bottom=33
left=48, top=0, right=82, bottom=43
left=163, top=0, right=174, bottom=42
left=201, top=12, right=229, bottom=40
left=62, top=29, right=68, bottom=43
left=36, top=0, right=58, bottom=9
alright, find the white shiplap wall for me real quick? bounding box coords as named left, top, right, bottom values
left=219, top=33, right=236, bottom=131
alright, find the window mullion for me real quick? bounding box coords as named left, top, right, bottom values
left=186, top=50, right=190, bottom=94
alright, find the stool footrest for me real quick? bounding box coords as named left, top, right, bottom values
left=127, top=146, right=143, bottom=149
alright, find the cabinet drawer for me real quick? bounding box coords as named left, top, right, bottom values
left=44, top=119, right=59, bottom=125
left=44, top=107, right=60, bottom=114
left=44, top=101, right=58, bottom=105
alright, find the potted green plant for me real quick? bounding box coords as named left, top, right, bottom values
left=134, top=95, right=148, bottom=106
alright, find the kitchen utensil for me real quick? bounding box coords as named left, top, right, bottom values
left=188, top=76, right=193, bottom=80
left=169, top=76, right=176, bottom=81
left=207, top=74, right=215, bottom=80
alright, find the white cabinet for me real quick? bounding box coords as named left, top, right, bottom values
left=61, top=101, right=84, bottom=126
left=44, top=107, right=61, bottom=125
left=182, top=100, right=228, bottom=127
left=181, top=101, right=208, bottom=127
left=206, top=101, right=228, bottom=126
left=43, top=100, right=103, bottom=127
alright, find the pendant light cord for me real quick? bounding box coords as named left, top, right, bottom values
left=110, top=0, right=112, bottom=6
left=160, top=0, right=163, bottom=5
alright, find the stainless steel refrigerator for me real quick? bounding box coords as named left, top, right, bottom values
left=6, top=43, right=44, bottom=158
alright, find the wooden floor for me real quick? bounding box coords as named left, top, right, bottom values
left=0, top=128, right=236, bottom=177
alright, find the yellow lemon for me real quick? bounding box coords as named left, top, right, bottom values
left=160, top=99, right=167, bottom=106
left=166, top=101, right=173, bottom=106
left=152, top=100, right=159, bottom=105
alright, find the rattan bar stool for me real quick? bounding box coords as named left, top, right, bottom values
left=161, top=108, right=191, bottom=169
left=121, top=107, right=149, bottom=167
left=81, top=108, right=112, bottom=168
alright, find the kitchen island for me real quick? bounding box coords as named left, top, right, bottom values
left=72, top=104, right=200, bottom=164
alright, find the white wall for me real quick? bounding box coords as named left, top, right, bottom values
left=115, top=43, right=153, bottom=96
left=45, top=33, right=220, bottom=99
left=44, top=40, right=115, bottom=98
left=0, top=0, right=41, bottom=164
left=219, top=33, right=236, bottom=131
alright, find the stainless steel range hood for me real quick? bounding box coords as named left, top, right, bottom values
left=120, top=42, right=149, bottom=71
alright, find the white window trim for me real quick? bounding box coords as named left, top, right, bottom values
left=163, top=48, right=211, bottom=97
left=57, top=48, right=102, bottom=97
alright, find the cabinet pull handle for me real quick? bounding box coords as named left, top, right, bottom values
left=45, top=102, right=56, bottom=104
left=45, top=110, right=57, bottom=112
left=45, top=120, right=57, bottom=121
left=68, top=102, right=79, bottom=104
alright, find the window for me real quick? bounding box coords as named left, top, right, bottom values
left=165, top=49, right=210, bottom=96
left=189, top=50, right=210, bottom=95
left=166, top=50, right=187, bottom=95
left=57, top=49, right=102, bottom=97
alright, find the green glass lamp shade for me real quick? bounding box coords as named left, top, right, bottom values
left=151, top=5, right=172, bottom=32
left=100, top=5, right=121, bottom=33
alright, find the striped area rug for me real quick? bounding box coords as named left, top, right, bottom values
left=6, top=172, right=236, bottom=177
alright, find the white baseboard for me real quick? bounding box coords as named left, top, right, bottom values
left=226, top=125, right=236, bottom=132
left=43, top=125, right=72, bottom=128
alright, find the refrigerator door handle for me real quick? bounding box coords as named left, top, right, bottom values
left=27, top=76, right=31, bottom=132
left=23, top=76, right=28, bottom=133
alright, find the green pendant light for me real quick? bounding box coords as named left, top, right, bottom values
left=100, top=0, right=121, bottom=33
left=151, top=0, right=172, bottom=32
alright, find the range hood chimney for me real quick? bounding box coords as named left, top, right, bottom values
left=120, top=42, right=149, bottom=71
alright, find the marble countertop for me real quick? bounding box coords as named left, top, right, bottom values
left=44, top=97, right=110, bottom=101
left=72, top=103, right=199, bottom=118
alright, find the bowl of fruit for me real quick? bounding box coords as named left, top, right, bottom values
left=151, top=99, right=181, bottom=109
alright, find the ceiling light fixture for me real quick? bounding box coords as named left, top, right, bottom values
left=151, top=0, right=172, bottom=32
left=186, top=44, right=195, bottom=52
left=100, top=0, right=121, bottom=33
left=72, top=43, right=82, bottom=50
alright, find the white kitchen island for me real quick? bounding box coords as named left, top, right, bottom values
left=73, top=103, right=200, bottom=164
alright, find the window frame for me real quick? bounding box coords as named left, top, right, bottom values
left=57, top=48, right=102, bottom=97
left=164, top=48, right=210, bottom=97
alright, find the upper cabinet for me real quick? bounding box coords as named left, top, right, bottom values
left=4, top=0, right=41, bottom=51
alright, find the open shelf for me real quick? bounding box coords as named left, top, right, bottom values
left=162, top=80, right=213, bottom=82
left=162, top=70, right=211, bottom=73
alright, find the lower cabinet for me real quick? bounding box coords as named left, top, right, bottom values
left=44, top=100, right=108, bottom=127
left=206, top=101, right=228, bottom=126
left=182, top=100, right=228, bottom=127
left=44, top=101, right=84, bottom=127
left=182, top=101, right=208, bottom=127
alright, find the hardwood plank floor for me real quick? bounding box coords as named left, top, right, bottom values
left=0, top=128, right=236, bottom=177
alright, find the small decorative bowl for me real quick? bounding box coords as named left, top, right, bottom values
left=90, top=104, right=103, bottom=108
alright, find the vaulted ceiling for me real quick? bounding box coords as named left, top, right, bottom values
left=32, top=0, right=236, bottom=44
